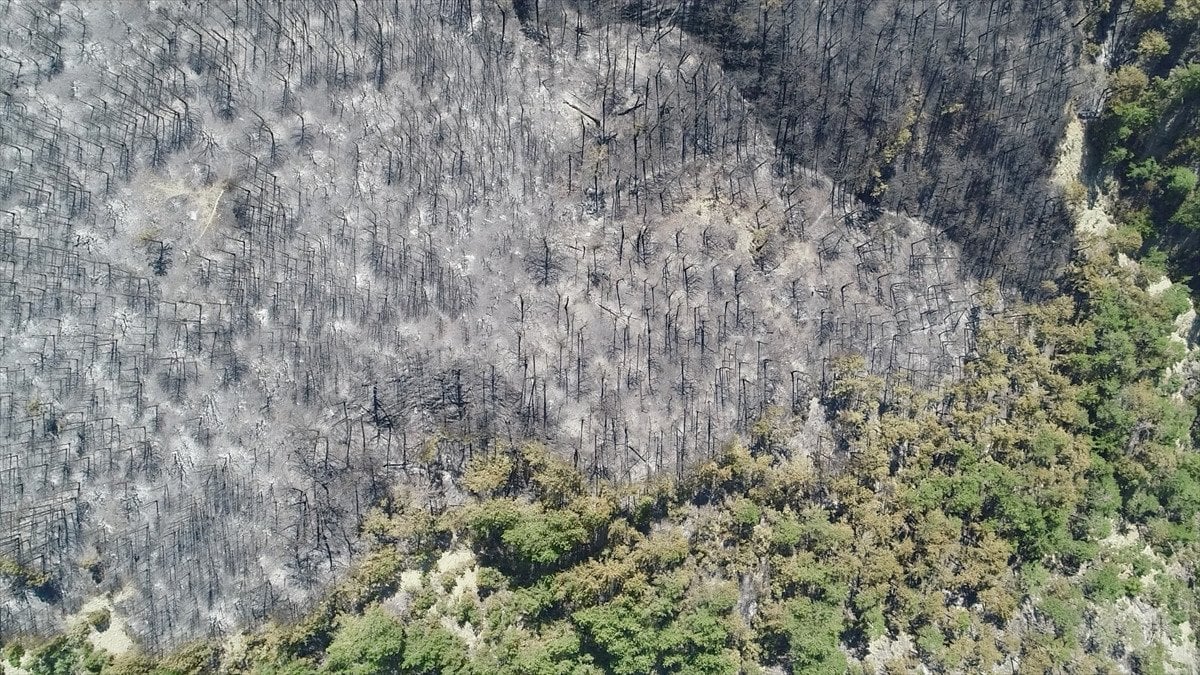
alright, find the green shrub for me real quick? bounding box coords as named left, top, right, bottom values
left=1132, top=0, right=1164, bottom=15
left=158, top=640, right=220, bottom=674
left=323, top=607, right=405, bottom=674
left=1164, top=166, right=1198, bottom=197
left=1082, top=563, right=1131, bottom=603
left=400, top=621, right=468, bottom=675
left=1127, top=157, right=1161, bottom=182
left=1136, top=31, right=1170, bottom=61
left=4, top=643, right=24, bottom=667
left=730, top=498, right=762, bottom=534
left=1170, top=192, right=1200, bottom=229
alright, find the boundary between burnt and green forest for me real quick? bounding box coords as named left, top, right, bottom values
left=5, top=239, right=1199, bottom=674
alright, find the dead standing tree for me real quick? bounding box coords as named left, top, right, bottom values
left=0, top=0, right=987, bottom=647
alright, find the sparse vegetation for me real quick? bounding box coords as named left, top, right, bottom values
left=1089, top=2, right=1200, bottom=285
left=0, top=558, right=57, bottom=598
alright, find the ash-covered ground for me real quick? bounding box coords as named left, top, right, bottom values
left=0, top=0, right=997, bottom=645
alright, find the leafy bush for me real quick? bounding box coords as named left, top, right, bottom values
left=323, top=607, right=405, bottom=674
left=400, top=621, right=468, bottom=675
left=1136, top=30, right=1171, bottom=61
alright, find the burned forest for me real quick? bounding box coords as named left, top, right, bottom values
left=3, top=0, right=1199, bottom=672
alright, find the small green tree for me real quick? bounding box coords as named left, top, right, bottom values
left=401, top=621, right=468, bottom=675
left=1164, top=166, right=1197, bottom=197
left=1109, top=66, right=1149, bottom=103
left=1171, top=192, right=1200, bottom=229
left=463, top=452, right=515, bottom=498
left=1132, top=0, right=1165, bottom=15
left=322, top=607, right=405, bottom=674
left=781, top=597, right=848, bottom=675
left=1168, top=0, right=1200, bottom=22
left=1135, top=31, right=1170, bottom=62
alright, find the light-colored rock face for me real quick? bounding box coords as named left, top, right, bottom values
left=435, top=548, right=474, bottom=579
left=0, top=0, right=978, bottom=645
left=380, top=547, right=481, bottom=650
left=861, top=632, right=917, bottom=673
left=1053, top=117, right=1119, bottom=239
left=0, top=591, right=133, bottom=674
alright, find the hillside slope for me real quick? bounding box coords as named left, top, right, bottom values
left=585, top=0, right=1087, bottom=292
left=0, top=0, right=978, bottom=644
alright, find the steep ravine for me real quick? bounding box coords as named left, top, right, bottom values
left=1054, top=110, right=1200, bottom=673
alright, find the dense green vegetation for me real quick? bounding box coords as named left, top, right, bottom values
left=1090, top=0, right=1200, bottom=281
left=4, top=243, right=1198, bottom=672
